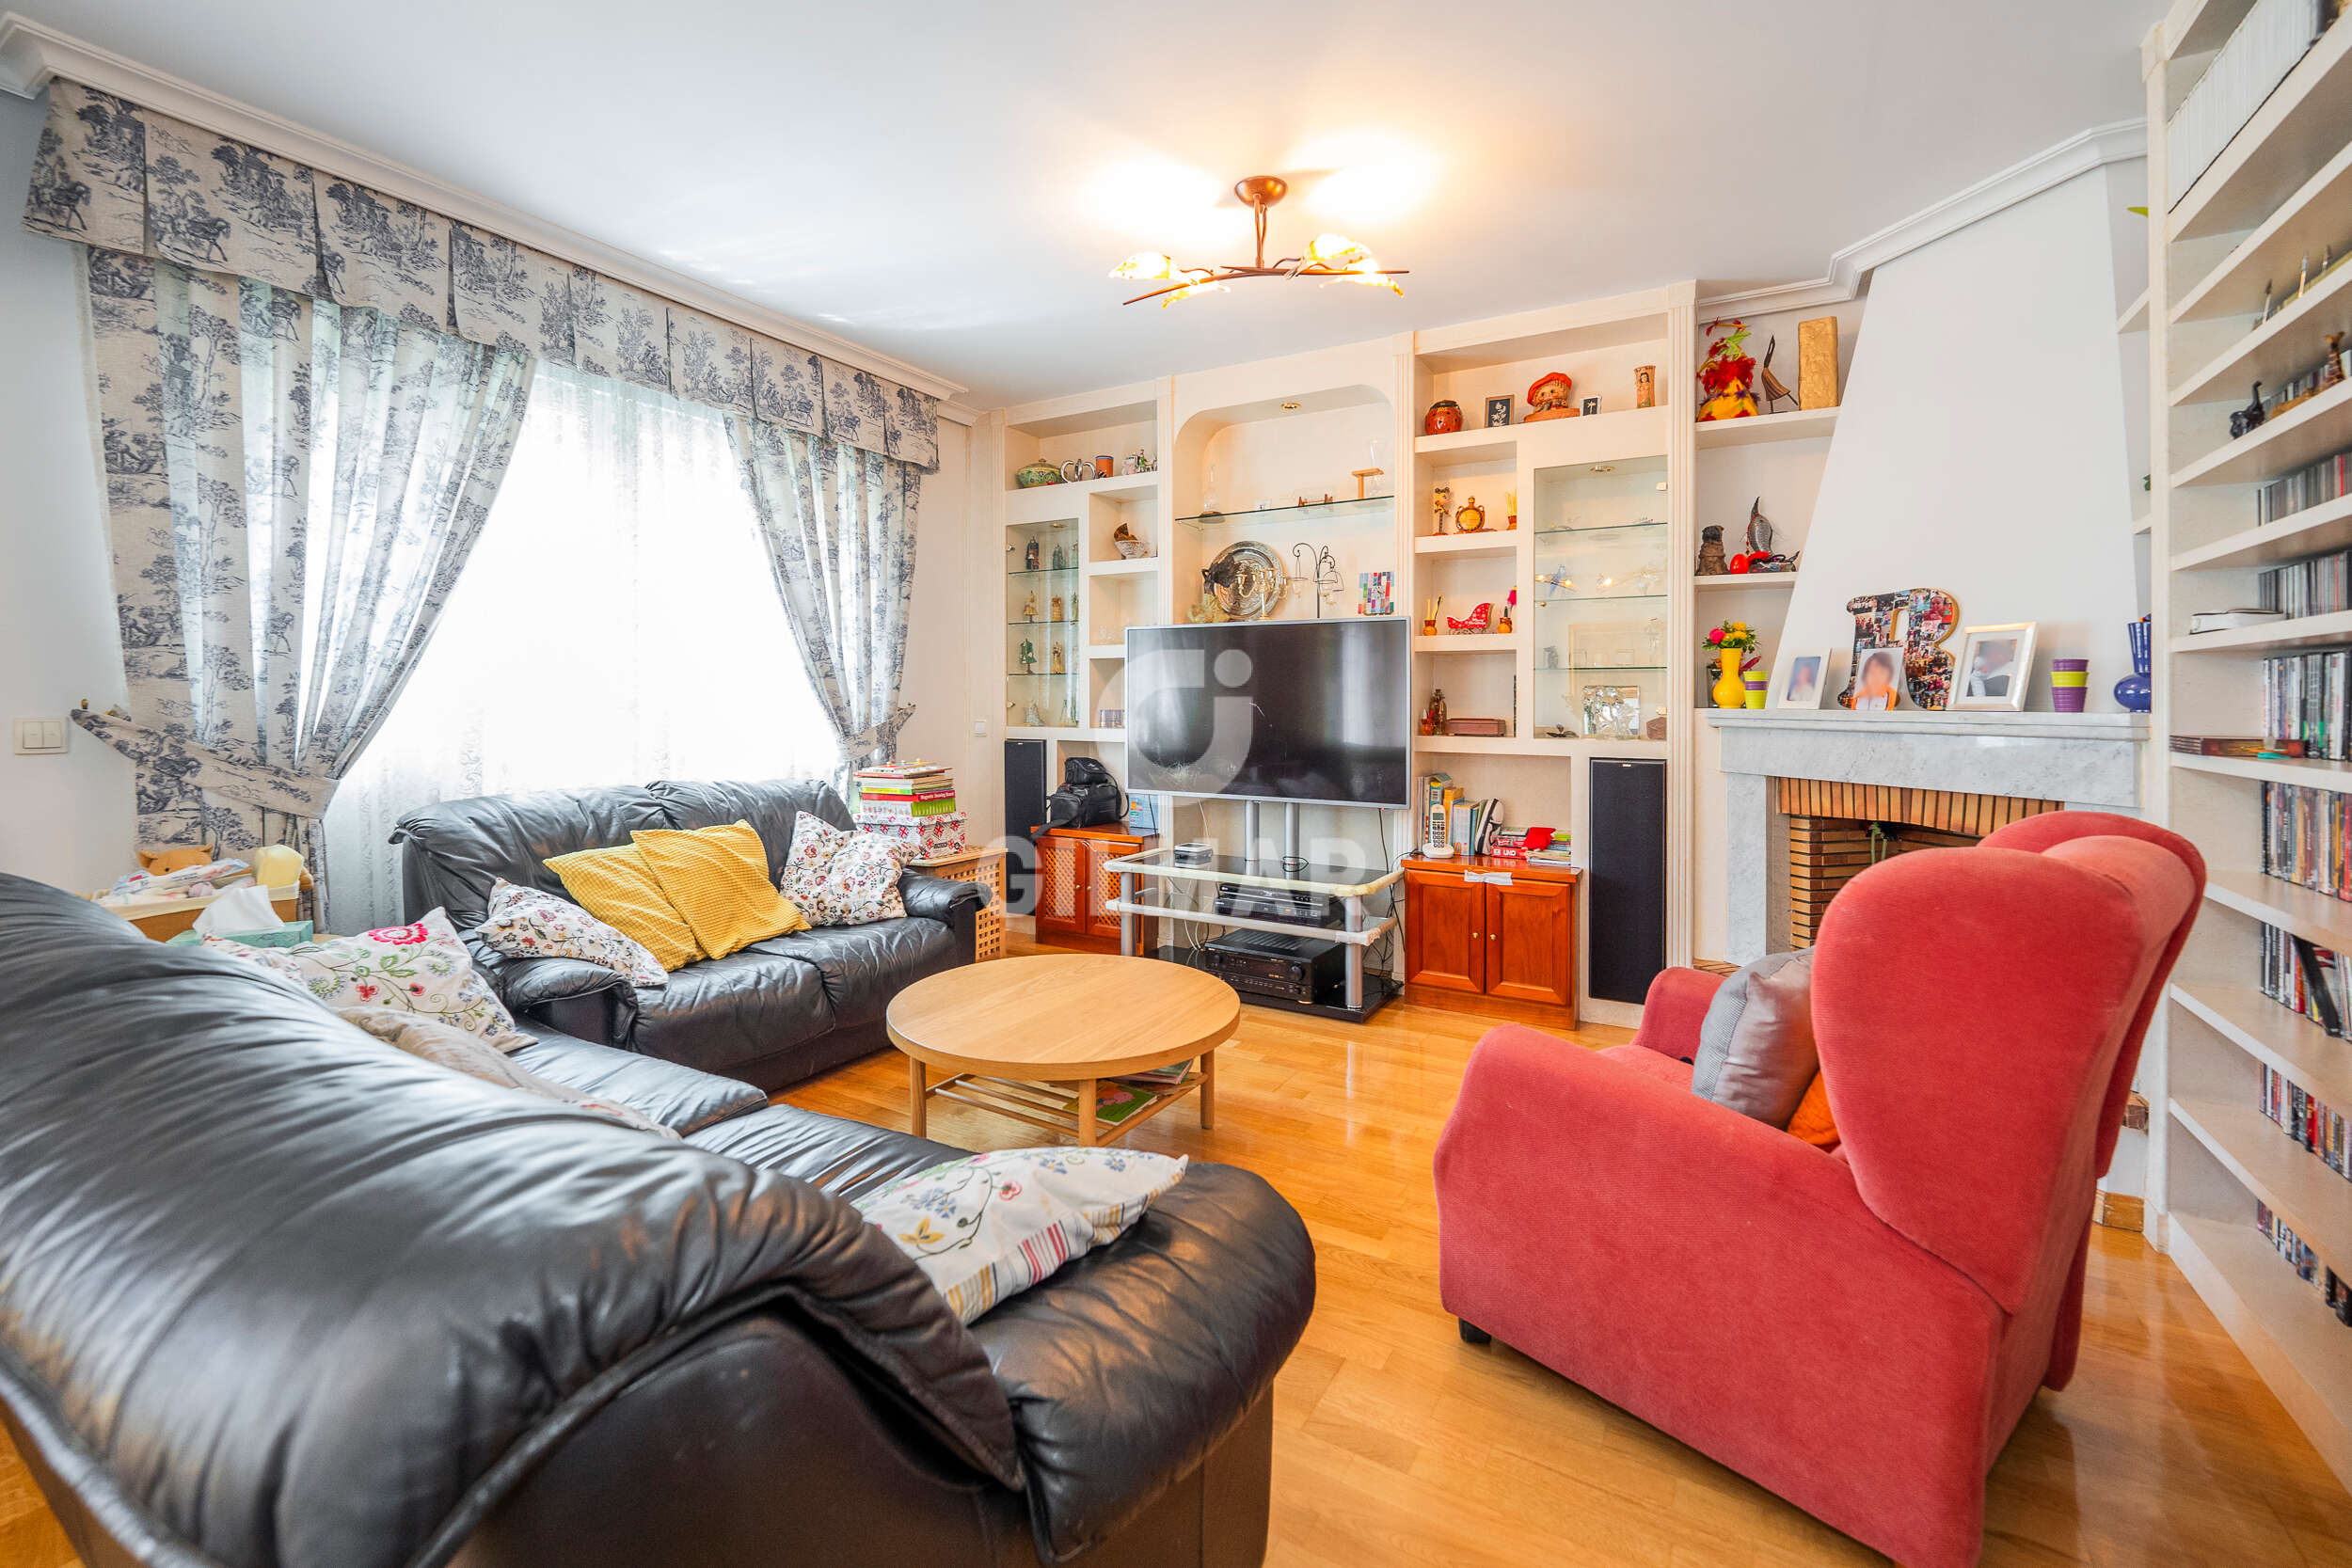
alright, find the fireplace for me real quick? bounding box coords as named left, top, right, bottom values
left=1778, top=779, right=2060, bottom=947
left=1707, top=709, right=2146, bottom=963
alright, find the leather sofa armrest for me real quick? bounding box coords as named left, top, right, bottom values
left=898, top=872, right=982, bottom=966
left=965, top=1164, right=1314, bottom=1564
left=1629, top=967, right=1724, bottom=1061
left=469, top=942, right=643, bottom=1043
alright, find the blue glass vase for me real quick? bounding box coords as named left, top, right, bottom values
left=2113, top=616, right=2152, bottom=712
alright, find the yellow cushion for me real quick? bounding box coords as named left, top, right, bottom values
left=1785, top=1071, right=1840, bottom=1150
left=630, top=820, right=809, bottom=960
left=545, top=844, right=705, bottom=972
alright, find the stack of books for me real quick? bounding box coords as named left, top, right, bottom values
left=852, top=761, right=967, bottom=857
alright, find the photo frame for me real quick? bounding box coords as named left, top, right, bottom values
left=1950, top=622, right=2038, bottom=711
left=1851, top=646, right=1904, bottom=712
left=1775, top=649, right=1833, bottom=708
left=1485, top=395, right=1513, bottom=428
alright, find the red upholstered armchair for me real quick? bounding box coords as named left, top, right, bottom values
left=1433, top=813, right=2202, bottom=1568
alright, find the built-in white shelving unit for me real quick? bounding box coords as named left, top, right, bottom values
left=2147, top=0, right=2352, bottom=1490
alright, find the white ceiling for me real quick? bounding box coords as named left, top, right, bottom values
left=23, top=0, right=2160, bottom=408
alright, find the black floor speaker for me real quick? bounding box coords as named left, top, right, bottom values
left=1003, top=739, right=1047, bottom=915
left=1588, top=757, right=1665, bottom=1005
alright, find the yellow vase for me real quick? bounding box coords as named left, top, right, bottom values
left=1712, top=652, right=1748, bottom=709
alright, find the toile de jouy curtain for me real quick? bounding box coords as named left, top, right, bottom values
left=68, top=247, right=533, bottom=867
left=24, top=79, right=942, bottom=857
left=730, top=419, right=923, bottom=777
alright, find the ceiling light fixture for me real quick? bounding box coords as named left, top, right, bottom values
left=1111, top=175, right=1407, bottom=307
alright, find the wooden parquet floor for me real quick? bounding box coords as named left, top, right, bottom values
left=4, top=936, right=2346, bottom=1567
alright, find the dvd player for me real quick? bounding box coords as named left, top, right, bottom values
left=1213, top=882, right=1338, bottom=927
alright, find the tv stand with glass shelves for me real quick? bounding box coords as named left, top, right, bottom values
left=1104, top=807, right=1404, bottom=1022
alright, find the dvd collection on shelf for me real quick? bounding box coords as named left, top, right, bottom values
left=2258, top=780, right=2352, bottom=895
left=2259, top=923, right=2352, bottom=1035
left=2262, top=650, right=2352, bottom=757
left=2261, top=1064, right=2350, bottom=1181
left=2256, top=1202, right=2352, bottom=1327
left=2256, top=446, right=2352, bottom=526
left=2256, top=547, right=2352, bottom=619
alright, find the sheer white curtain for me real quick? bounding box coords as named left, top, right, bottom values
left=323, top=363, right=838, bottom=930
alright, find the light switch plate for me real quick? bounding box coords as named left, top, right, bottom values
left=971, top=720, right=988, bottom=736
left=13, top=717, right=68, bottom=754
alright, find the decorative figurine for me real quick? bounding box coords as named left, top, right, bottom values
left=1446, top=601, right=1494, bottom=634
left=1505, top=488, right=1518, bottom=529
left=1421, top=689, right=1448, bottom=736
left=1024, top=539, right=1040, bottom=572
left=1112, top=519, right=1148, bottom=559
left=1697, top=318, right=1759, bottom=421
left=1696, top=525, right=1728, bottom=576
left=1745, top=497, right=1773, bottom=556
left=1524, top=372, right=1577, bottom=421
left=1050, top=643, right=1066, bottom=674
left=1125, top=449, right=1156, bottom=474
left=2232, top=382, right=2266, bottom=439
left=1024, top=701, right=1041, bottom=726
left=1018, top=639, right=1037, bottom=673
left=1456, top=496, right=1486, bottom=532
left=1496, top=588, right=1517, bottom=636
left=1634, top=365, right=1657, bottom=409
left=1050, top=543, right=1067, bottom=570
left=1424, top=399, right=1464, bottom=435
left=1433, top=483, right=1454, bottom=535
left=1760, top=336, right=1798, bottom=413
left=1023, top=591, right=1037, bottom=621
left=1049, top=594, right=1063, bottom=622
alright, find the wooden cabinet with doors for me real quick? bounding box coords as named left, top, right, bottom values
left=1031, top=827, right=1157, bottom=953
left=1402, top=855, right=1578, bottom=1023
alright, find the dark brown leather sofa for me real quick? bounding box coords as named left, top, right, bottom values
left=0, top=875, right=1314, bottom=1568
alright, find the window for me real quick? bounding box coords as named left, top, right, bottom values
left=322, top=363, right=835, bottom=930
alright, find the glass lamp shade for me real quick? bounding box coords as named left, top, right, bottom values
left=1110, top=251, right=1177, bottom=281
left=1158, top=279, right=1231, bottom=308
left=1306, top=233, right=1369, bottom=268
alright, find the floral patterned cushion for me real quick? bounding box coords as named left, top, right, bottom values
left=776, top=811, right=914, bottom=926
left=472, top=879, right=667, bottom=989
left=852, top=1148, right=1187, bottom=1323
left=205, top=910, right=531, bottom=1051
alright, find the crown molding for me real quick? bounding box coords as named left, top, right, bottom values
left=1699, top=119, right=2149, bottom=314
left=0, top=13, right=968, bottom=403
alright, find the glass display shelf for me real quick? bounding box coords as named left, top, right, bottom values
left=1007, top=620, right=1080, bottom=626
left=1537, top=591, right=1669, bottom=605
left=1008, top=566, right=1078, bottom=578
left=1533, top=519, right=1666, bottom=537
left=1534, top=663, right=1668, bottom=673
left=1179, top=495, right=1394, bottom=531
left=1006, top=670, right=1078, bottom=677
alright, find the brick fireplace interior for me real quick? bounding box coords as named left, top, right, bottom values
left=1778, top=780, right=2061, bottom=948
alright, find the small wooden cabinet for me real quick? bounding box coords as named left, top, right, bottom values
left=1032, top=827, right=1157, bottom=954
left=1403, top=855, right=1578, bottom=1021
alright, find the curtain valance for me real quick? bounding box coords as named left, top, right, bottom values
left=23, top=79, right=939, bottom=470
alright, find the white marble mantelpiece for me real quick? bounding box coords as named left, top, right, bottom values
left=1707, top=709, right=2149, bottom=960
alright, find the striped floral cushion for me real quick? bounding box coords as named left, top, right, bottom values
left=852, top=1147, right=1187, bottom=1323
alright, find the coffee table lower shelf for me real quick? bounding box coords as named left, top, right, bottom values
left=914, top=1061, right=1212, bottom=1148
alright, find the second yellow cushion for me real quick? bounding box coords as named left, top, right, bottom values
left=631, top=820, right=809, bottom=960
left=545, top=844, right=705, bottom=972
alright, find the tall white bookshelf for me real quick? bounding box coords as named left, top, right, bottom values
left=2147, top=0, right=2352, bottom=1490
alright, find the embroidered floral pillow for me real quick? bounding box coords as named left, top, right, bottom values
left=776, top=811, right=914, bottom=926
left=473, top=878, right=667, bottom=989
left=206, top=909, right=531, bottom=1051
left=853, top=1148, right=1187, bottom=1322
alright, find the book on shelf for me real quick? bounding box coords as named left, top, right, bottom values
left=2255, top=1202, right=2352, bottom=1327
left=2171, top=735, right=2308, bottom=756
left=2264, top=651, right=2351, bottom=759
left=2188, top=608, right=2288, bottom=633
left=857, top=796, right=960, bottom=818
left=854, top=762, right=951, bottom=784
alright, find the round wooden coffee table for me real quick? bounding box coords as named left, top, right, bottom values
left=887, top=954, right=1240, bottom=1147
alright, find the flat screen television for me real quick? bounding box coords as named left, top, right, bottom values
left=1123, top=619, right=1411, bottom=808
